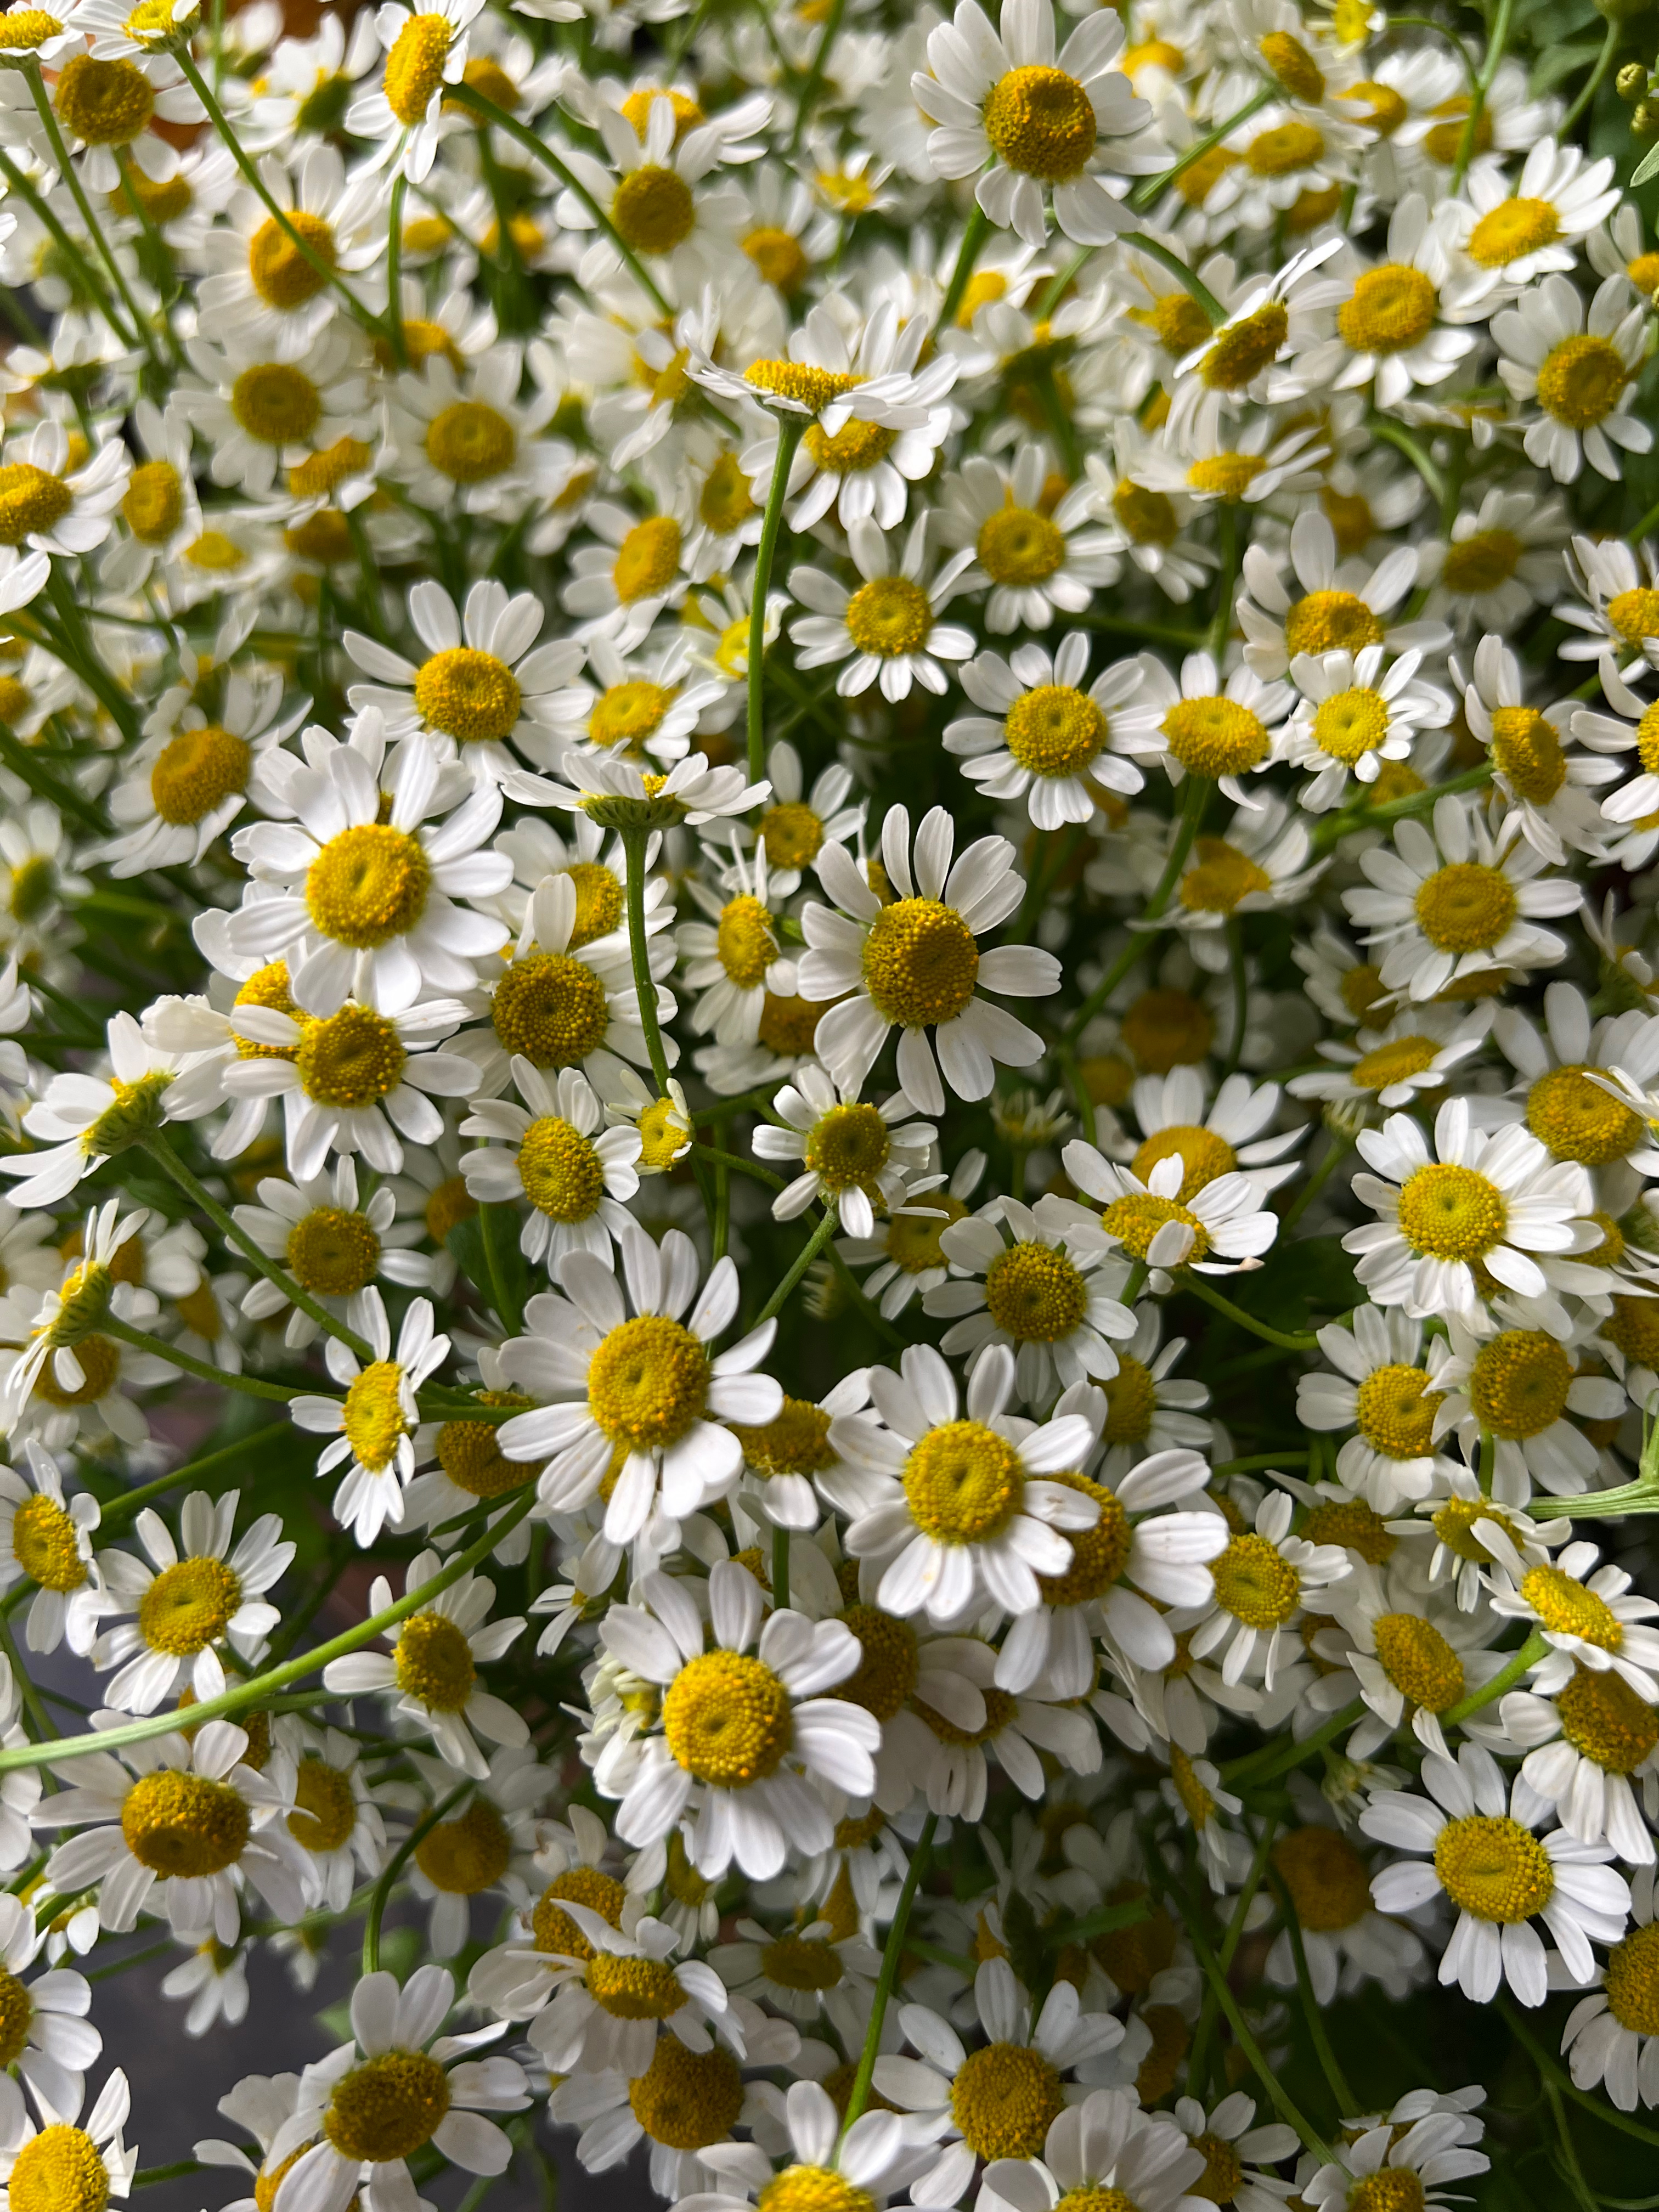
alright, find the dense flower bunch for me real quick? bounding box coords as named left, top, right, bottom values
left=7, top=0, right=1659, bottom=2200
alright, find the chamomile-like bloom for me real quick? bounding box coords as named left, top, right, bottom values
left=946, top=633, right=1149, bottom=829
left=1494, top=272, right=1654, bottom=484
left=0, top=1441, right=104, bottom=1656
left=460, top=1059, right=642, bottom=1268
left=1561, top=1868, right=1659, bottom=2108
left=789, top=517, right=975, bottom=702
left=1283, top=643, right=1449, bottom=811
left=346, top=0, right=488, bottom=180
left=752, top=1064, right=934, bottom=1240
left=939, top=447, right=1123, bottom=634
left=976, top=2086, right=1208, bottom=2212
left=1297, top=1307, right=1458, bottom=1510
left=926, top=1199, right=1135, bottom=1408
left=99, top=665, right=306, bottom=877
left=1486, top=1541, right=1659, bottom=1702
left=1190, top=1488, right=1351, bottom=1689
left=290, top=1291, right=451, bottom=1544
left=92, top=1492, right=293, bottom=1714
left=0, top=2071, right=136, bottom=2212
left=1055, top=1132, right=1283, bottom=1284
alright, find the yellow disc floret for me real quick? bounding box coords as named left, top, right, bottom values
left=121, top=1769, right=250, bottom=1877
left=1604, top=1918, right=1659, bottom=2034
left=1557, top=1663, right=1659, bottom=1775
left=425, top=401, right=515, bottom=483
left=950, top=2042, right=1065, bottom=2159
left=492, top=952, right=609, bottom=1068
left=844, top=577, right=934, bottom=658
left=981, top=64, right=1097, bottom=180
left=978, top=505, right=1066, bottom=586
left=1212, top=1533, right=1300, bottom=1629
left=10, top=1493, right=86, bottom=1591
left=1036, top=1473, right=1128, bottom=1606
left=662, top=1650, right=792, bottom=1785
left=1526, top=1065, right=1641, bottom=1165
left=861, top=898, right=978, bottom=1027
left=1355, top=1362, right=1442, bottom=1459
left=588, top=1314, right=707, bottom=1451
left=149, top=725, right=251, bottom=827
left=517, top=1116, right=606, bottom=1221
left=1005, top=685, right=1104, bottom=776
left=1163, top=696, right=1269, bottom=778
left=1469, top=1330, right=1572, bottom=1439
left=138, top=1556, right=241, bottom=1656
left=287, top=1757, right=358, bottom=1854
left=325, top=2051, right=451, bottom=2162
left=7, top=2127, right=109, bottom=2212
left=903, top=1420, right=1024, bottom=1544
left=983, top=1241, right=1090, bottom=1342
left=804, top=1102, right=890, bottom=1193
left=1372, top=1612, right=1465, bottom=1711
left=1521, top=1563, right=1623, bottom=1651
left=1433, top=1813, right=1553, bottom=1922
left=382, top=13, right=451, bottom=122
left=629, top=2039, right=745, bottom=2150
left=1338, top=265, right=1438, bottom=354
left=1537, top=335, right=1629, bottom=428
left=414, top=648, right=521, bottom=746
left=393, top=1609, right=476, bottom=1712
left=1395, top=1162, right=1506, bottom=1262
left=1271, top=1824, right=1372, bottom=1931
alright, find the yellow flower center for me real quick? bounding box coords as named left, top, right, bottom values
left=534, top=1866, right=627, bottom=1957
left=248, top=210, right=336, bottom=311
left=183, top=529, right=246, bottom=572
left=1102, top=1190, right=1210, bottom=1262
left=1165, top=695, right=1272, bottom=781
left=1211, top=1532, right=1300, bottom=1630
left=983, top=1241, right=1090, bottom=1343
left=1485, top=704, right=1564, bottom=804
left=1469, top=1329, right=1573, bottom=1439
left=121, top=459, right=182, bottom=543
left=10, top=1493, right=84, bottom=1590
left=1098, top=1356, right=1156, bottom=1445
left=230, top=364, right=321, bottom=446
left=612, top=166, right=696, bottom=255
left=287, top=1756, right=357, bottom=1853
left=0, top=1967, right=31, bottom=2069
left=844, top=575, right=933, bottom=657
left=1113, top=478, right=1181, bottom=545
left=1602, top=1918, right=1659, bottom=2037
left=1284, top=590, right=1385, bottom=659
left=0, top=9, right=63, bottom=52
left=1200, top=303, right=1289, bottom=389
left=342, top=1358, right=407, bottom=1473
left=1520, top=1064, right=1639, bottom=1168
left=1434, top=1812, right=1553, bottom=1923
left=0, top=464, right=71, bottom=546
left=413, top=1797, right=511, bottom=1892
left=1436, top=530, right=1524, bottom=600
left=743, top=223, right=808, bottom=291
left=517, top=1115, right=605, bottom=1221
left=629, top=2040, right=744, bottom=2150
left=1611, top=588, right=1659, bottom=648
left=1413, top=860, right=1516, bottom=953
left=383, top=13, right=451, bottom=123
left=950, top=2042, right=1065, bottom=2159
left=437, top=1395, right=537, bottom=1498
left=1537, top=334, right=1629, bottom=428
left=1352, top=1362, right=1441, bottom=1459
left=663, top=1650, right=792, bottom=1785
left=1395, top=1161, right=1506, bottom=1263
left=1464, top=195, right=1559, bottom=269
left=149, top=724, right=251, bottom=827
left=588, top=681, right=671, bottom=756
left=413, top=647, right=521, bottom=745
left=588, top=1313, right=707, bottom=1450
left=1037, top=1472, right=1129, bottom=1605
left=734, top=1396, right=835, bottom=1479
left=1130, top=1124, right=1237, bottom=1202
left=138, top=1555, right=240, bottom=1656
left=121, top=1768, right=250, bottom=1878
left=903, top=1419, right=1024, bottom=1544
left=7, top=2129, right=109, bottom=2212
left=635, top=1096, right=689, bottom=1171
left=1259, top=26, right=1325, bottom=97
left=715, top=892, right=775, bottom=990
left=1180, top=837, right=1271, bottom=913
left=804, top=419, right=899, bottom=475
left=759, top=1934, right=843, bottom=1991
left=326, top=2052, right=451, bottom=2163
left=296, top=1004, right=408, bottom=1109
left=55, top=52, right=152, bottom=142
left=613, top=515, right=681, bottom=602
left=1521, top=1562, right=1623, bottom=1650
left=394, top=1609, right=476, bottom=1712
left=834, top=1604, right=919, bottom=1720
left=587, top=1953, right=686, bottom=2018
left=1558, top=1662, right=1658, bottom=1775
left=425, top=400, right=516, bottom=484
left=1372, top=1611, right=1465, bottom=1711
left=286, top=1206, right=381, bottom=1297
left=804, top=1101, right=890, bottom=1193
left=1350, top=1036, right=1440, bottom=1092
left=743, top=362, right=862, bottom=413
left=492, top=952, right=610, bottom=1068
left=861, top=896, right=979, bottom=1026
left=425, top=1175, right=476, bottom=1244
left=755, top=804, right=821, bottom=875
left=978, top=503, right=1065, bottom=586
left=1246, top=120, right=1324, bottom=174
left=1005, top=685, right=1104, bottom=776
left=1272, top=1825, right=1372, bottom=1931
left=1313, top=685, right=1391, bottom=765
left=1339, top=264, right=1437, bottom=354
left=981, top=64, right=1097, bottom=181
left=1348, top=2174, right=1426, bottom=2212
left=30, top=1336, right=118, bottom=1409
left=1188, top=2134, right=1244, bottom=2205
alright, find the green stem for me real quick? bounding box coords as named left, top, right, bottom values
left=1036, top=247, right=1091, bottom=319
left=1184, top=1909, right=1335, bottom=2160
left=0, top=149, right=130, bottom=344
left=364, top=1781, right=470, bottom=1972
left=1451, top=0, right=1515, bottom=190
left=1502, top=1999, right=1659, bottom=2149
left=772, top=1525, right=790, bottom=1610
left=1130, top=87, right=1271, bottom=212
left=841, top=1813, right=935, bottom=2134
left=1441, top=1629, right=1545, bottom=1725
left=1222, top=1697, right=1364, bottom=1785
left=0, top=1492, right=535, bottom=1775
left=694, top=1143, right=784, bottom=1191
left=620, top=828, right=673, bottom=1095
left=1064, top=776, right=1209, bottom=1041
left=938, top=204, right=992, bottom=330
left=100, top=1316, right=307, bottom=1403
left=1189, top=1814, right=1278, bottom=2091
left=1311, top=761, right=1493, bottom=851
left=24, top=69, right=153, bottom=355
left=791, top=0, right=848, bottom=150
left=1125, top=232, right=1226, bottom=324
left=1369, top=419, right=1446, bottom=509
left=1183, top=1274, right=1322, bottom=1350
left=747, top=415, right=805, bottom=786
left=755, top=1207, right=839, bottom=1327
left=1279, top=1130, right=1355, bottom=1234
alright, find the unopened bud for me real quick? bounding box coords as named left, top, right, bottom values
left=1618, top=60, right=1650, bottom=100
left=1635, top=98, right=1659, bottom=136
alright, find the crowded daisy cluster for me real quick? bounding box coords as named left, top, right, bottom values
left=11, top=0, right=1659, bottom=2199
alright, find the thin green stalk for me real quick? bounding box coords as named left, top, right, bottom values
left=100, top=1316, right=308, bottom=1403
left=93, top=1421, right=288, bottom=1533
left=1130, top=87, right=1271, bottom=212
left=384, top=172, right=409, bottom=368
left=620, top=828, right=674, bottom=1094
left=1183, top=1273, right=1321, bottom=1350
left=1124, top=232, right=1225, bottom=324
left=1279, top=1129, right=1355, bottom=1234
left=1312, top=761, right=1493, bottom=850
left=364, top=1782, right=470, bottom=1971
left=747, top=415, right=806, bottom=785
left=1208, top=499, right=1239, bottom=661
left=695, top=1142, right=784, bottom=1192
left=1189, top=1814, right=1278, bottom=2091
left=1036, top=247, right=1091, bottom=319
left=21, top=74, right=150, bottom=352
left=1369, top=419, right=1446, bottom=509
left=1222, top=1697, right=1363, bottom=1785
left=1451, top=0, right=1515, bottom=190
left=1184, top=1903, right=1335, bottom=2158
left=755, top=1207, right=839, bottom=1328
left=141, top=1131, right=371, bottom=1361
left=791, top=0, right=848, bottom=150
left=938, top=203, right=992, bottom=329
left=0, top=1491, right=536, bottom=1775
left=841, top=1814, right=935, bottom=2133
left=1064, top=775, right=1209, bottom=1041
left=1441, top=1630, right=1545, bottom=1725
left=1221, top=921, right=1248, bottom=1081
left=1502, top=1999, right=1659, bottom=2149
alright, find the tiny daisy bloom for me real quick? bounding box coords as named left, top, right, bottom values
left=228, top=730, right=512, bottom=1017
left=1189, top=1488, right=1351, bottom=1691
left=1261, top=1821, right=1428, bottom=2008
left=939, top=447, right=1122, bottom=634
left=1283, top=643, right=1449, bottom=812
left=1296, top=1307, right=1459, bottom=1510
left=92, top=1491, right=294, bottom=1715
left=1419, top=487, right=1572, bottom=636
left=1393, top=1472, right=1566, bottom=1611
left=1087, top=1303, right=1216, bottom=1482
left=592, top=1558, right=878, bottom=1877
left=1342, top=792, right=1583, bottom=1002
left=1485, top=1667, right=1659, bottom=1865
left=38, top=1720, right=308, bottom=1944
left=0, top=419, right=130, bottom=559
left=1299, top=2093, right=1489, bottom=2212
left=926, top=1199, right=1135, bottom=1409
left=1118, top=1066, right=1304, bottom=1203
left=1432, top=1329, right=1622, bottom=1500
left=402, top=1744, right=546, bottom=1957
left=98, top=664, right=307, bottom=878
left=789, top=517, right=975, bottom=703
left=1453, top=142, right=1620, bottom=284
left=1562, top=1867, right=1659, bottom=2108
left=2, top=1012, right=177, bottom=1211
left=798, top=803, right=1059, bottom=1116
left=0, top=1891, right=100, bottom=2114
left=0, top=1440, right=104, bottom=1656
left=1556, top=533, right=1659, bottom=674
left=323, top=1547, right=527, bottom=1780
left=546, top=625, right=726, bottom=772
left=1486, top=1540, right=1659, bottom=1702
left=386, top=345, right=568, bottom=519
left=1165, top=238, right=1344, bottom=448
left=551, top=92, right=749, bottom=296
left=270, top=1964, right=527, bottom=2210
left=1342, top=1097, right=1597, bottom=1327
left=1168, top=798, right=1323, bottom=967
left=345, top=581, right=584, bottom=786
left=1362, top=1742, right=1629, bottom=2005
left=837, top=1149, right=990, bottom=1319
left=1054, top=1133, right=1283, bottom=1286
left=233, top=1157, right=429, bottom=1351
left=1171, top=2092, right=1301, bottom=2212
left=1296, top=193, right=1492, bottom=411
left=875, top=1959, right=1126, bottom=2205
left=747, top=741, right=865, bottom=899
left=460, top=1059, right=642, bottom=1269
left=1493, top=271, right=1653, bottom=484
left=946, top=634, right=1149, bottom=830
left=563, top=495, right=692, bottom=634
left=1316, top=1562, right=1505, bottom=1757
left=1235, top=509, right=1449, bottom=684
left=1291, top=1003, right=1491, bottom=1123
left=752, top=1065, right=935, bottom=1241
left=1459, top=635, right=1613, bottom=862
left=1114, top=648, right=1292, bottom=810
left=709, top=1911, right=881, bottom=2040
left=656, top=2077, right=915, bottom=2212
left=160, top=1935, right=250, bottom=2037
left=913, top=0, right=1149, bottom=248
left=198, top=144, right=387, bottom=358
left=279, top=1725, right=387, bottom=1914
left=677, top=843, right=796, bottom=1049
left=290, top=1292, right=451, bottom=1545
left=182, top=326, right=369, bottom=497
left=827, top=1339, right=1099, bottom=1624
left=346, top=0, right=488, bottom=180
left=977, top=2085, right=1208, bottom=2212
left=0, top=2072, right=136, bottom=2212
left=494, top=1224, right=781, bottom=1551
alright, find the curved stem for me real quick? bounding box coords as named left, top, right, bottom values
left=1441, top=1629, right=1545, bottom=1725
left=791, top=0, right=848, bottom=150
left=1124, top=232, right=1226, bottom=324
left=1311, top=762, right=1492, bottom=851
left=1183, top=1275, right=1322, bottom=1350
left=92, top=1421, right=289, bottom=1535
left=364, top=1781, right=470, bottom=1972
left=25, top=66, right=156, bottom=358
left=840, top=1813, right=935, bottom=2134
left=1130, top=87, right=1271, bottom=212
left=938, top=204, right=992, bottom=330
left=755, top=1206, right=839, bottom=1327
left=1451, top=0, right=1516, bottom=190
left=771, top=1525, right=790, bottom=1610
left=1182, top=1905, right=1335, bottom=2161
left=747, top=417, right=805, bottom=786
left=620, top=828, right=673, bottom=1095
left=100, top=1316, right=308, bottom=1402
left=1269, top=1866, right=1356, bottom=2113
left=384, top=172, right=409, bottom=368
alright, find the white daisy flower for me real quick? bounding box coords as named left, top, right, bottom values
left=1459, top=634, right=1613, bottom=862
left=543, top=625, right=726, bottom=772
left=1297, top=1307, right=1460, bottom=1510
left=197, top=143, right=387, bottom=357
left=233, top=1156, right=430, bottom=1351
left=99, top=664, right=309, bottom=878
left=1054, top=1131, right=1283, bottom=1284
left=1555, top=532, right=1659, bottom=674
left=1171, top=2092, right=1302, bottom=2212
left=1300, top=2089, right=1489, bottom=2212
left=1283, top=643, right=1450, bottom=812
left=789, top=516, right=975, bottom=703
left=1493, top=271, right=1653, bottom=484
left=630, top=2072, right=912, bottom=2212
left=798, top=802, right=1059, bottom=1116
left=836, top=1149, right=990, bottom=1319
left=0, top=419, right=130, bottom=558
left=290, top=1291, right=451, bottom=1545
left=1561, top=1866, right=1659, bottom=2108
left=744, top=741, right=864, bottom=899
left=385, top=343, right=568, bottom=518
left=1113, top=647, right=1292, bottom=810
left=0, top=1440, right=105, bottom=1657
left=0, top=2071, right=136, bottom=2212
left=345, top=0, right=488, bottom=180
left=1259, top=1821, right=1429, bottom=2009
left=1486, top=1538, right=1659, bottom=1703
left=753, top=1064, right=935, bottom=1241
left=1418, top=486, right=1571, bottom=636
left=1190, top=1487, right=1351, bottom=1690
left=1235, top=508, right=1450, bottom=684
left=1362, top=1742, right=1629, bottom=2005
left=1432, top=1328, right=1622, bottom=1501
left=1486, top=1669, right=1659, bottom=1866
left=1085, top=1301, right=1215, bottom=1482
left=459, top=1058, right=642, bottom=1267
left=1, top=1012, right=177, bottom=1211
left=0, top=1891, right=100, bottom=2116
left=1315, top=1560, right=1506, bottom=1757
left=278, top=1723, right=387, bottom=1914
left=552, top=90, right=751, bottom=295
left=676, top=841, right=796, bottom=1049
left=1453, top=140, right=1619, bottom=281
left=926, top=1198, right=1135, bottom=1408
left=946, top=633, right=1150, bottom=830
left=181, top=325, right=369, bottom=497
left=939, top=446, right=1123, bottom=634
left=977, top=2085, right=1208, bottom=2212
left=401, top=1743, right=547, bottom=1958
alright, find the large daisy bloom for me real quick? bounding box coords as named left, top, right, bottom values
left=789, top=517, right=975, bottom=702
left=945, top=633, right=1149, bottom=830
left=1343, top=1097, right=1598, bottom=1327
left=798, top=803, right=1059, bottom=1115
left=913, top=0, right=1150, bottom=247
left=1361, top=1743, right=1629, bottom=2005
left=1190, top=1488, right=1351, bottom=1691
left=1493, top=272, right=1652, bottom=484
left=925, top=1198, right=1135, bottom=1409
left=495, top=1224, right=781, bottom=1551
left=0, top=2072, right=136, bottom=2212
left=92, top=1491, right=294, bottom=1714
left=825, top=1340, right=1100, bottom=1624
left=265, top=1965, right=527, bottom=2212
left=591, top=1558, right=879, bottom=1877
left=666, top=2078, right=923, bottom=2212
